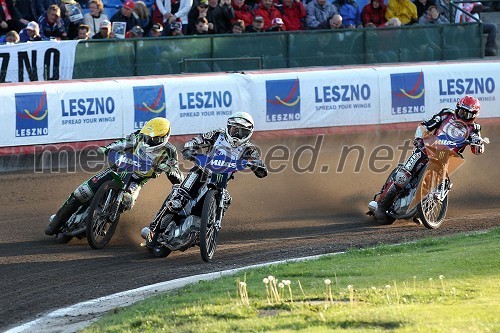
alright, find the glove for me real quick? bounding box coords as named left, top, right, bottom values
left=470, top=134, right=482, bottom=145
left=413, top=138, right=424, bottom=149
left=97, top=146, right=108, bottom=155
left=182, top=149, right=196, bottom=161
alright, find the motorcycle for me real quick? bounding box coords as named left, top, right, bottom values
left=141, top=151, right=251, bottom=262
left=367, top=134, right=489, bottom=229
left=55, top=150, right=157, bottom=249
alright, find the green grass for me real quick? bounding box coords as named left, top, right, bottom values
left=84, top=228, right=500, bottom=332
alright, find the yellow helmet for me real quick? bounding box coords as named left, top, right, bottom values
left=139, top=117, right=171, bottom=153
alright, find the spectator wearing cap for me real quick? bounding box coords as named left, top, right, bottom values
left=231, top=0, right=253, bottom=28
left=19, top=20, right=42, bottom=41
left=0, top=0, right=25, bottom=35
left=149, top=22, right=163, bottom=36
left=361, top=0, right=387, bottom=27
left=167, top=20, right=184, bottom=35
left=125, top=25, right=144, bottom=37
left=245, top=14, right=264, bottom=32
left=0, top=29, right=20, bottom=43
left=14, top=0, right=44, bottom=25
left=266, top=17, right=284, bottom=31
left=187, top=0, right=215, bottom=34
left=75, top=23, right=90, bottom=39
left=134, top=0, right=153, bottom=35
left=38, top=4, right=67, bottom=40
left=92, top=18, right=114, bottom=38
left=254, top=0, right=285, bottom=30
left=207, top=0, right=234, bottom=34
left=413, top=0, right=435, bottom=19
left=335, top=0, right=362, bottom=28
left=231, top=18, right=244, bottom=32
left=306, top=0, right=338, bottom=29
left=110, top=0, right=140, bottom=32
left=281, top=0, right=307, bottom=31
left=84, top=0, right=109, bottom=38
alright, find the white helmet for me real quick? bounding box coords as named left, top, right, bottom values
left=226, top=112, right=254, bottom=147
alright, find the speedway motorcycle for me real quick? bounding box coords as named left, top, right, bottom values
left=141, top=151, right=251, bottom=262
left=367, top=134, right=489, bottom=229
left=56, top=150, right=157, bottom=249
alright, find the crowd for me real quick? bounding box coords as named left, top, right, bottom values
left=0, top=0, right=497, bottom=55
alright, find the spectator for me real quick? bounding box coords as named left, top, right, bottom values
left=231, top=18, right=245, bottom=32
left=245, top=14, right=265, bottom=31
left=413, top=0, right=435, bottom=19
left=208, top=0, right=234, bottom=34
left=187, top=0, right=214, bottom=34
left=193, top=16, right=213, bottom=34
left=455, top=1, right=497, bottom=56
left=231, top=0, right=253, bottom=27
left=0, top=29, right=19, bottom=43
left=361, top=0, right=387, bottom=26
left=15, top=0, right=44, bottom=25
left=83, top=0, right=108, bottom=38
left=134, top=1, right=153, bottom=35
left=281, top=0, right=307, bottom=31
left=62, top=0, right=84, bottom=40
left=19, top=20, right=42, bottom=41
left=0, top=0, right=26, bottom=34
left=319, top=12, right=345, bottom=28
left=167, top=20, right=184, bottom=35
left=92, top=18, right=114, bottom=38
left=385, top=16, right=401, bottom=26
left=149, top=22, right=163, bottom=36
left=254, top=0, right=285, bottom=30
left=335, top=0, right=361, bottom=28
left=153, top=0, right=192, bottom=35
left=75, top=23, right=90, bottom=38
left=386, top=0, right=418, bottom=25
left=306, top=0, right=338, bottom=29
left=125, top=24, right=144, bottom=37
left=418, top=4, right=448, bottom=23
left=110, top=0, right=140, bottom=32
left=38, top=4, right=67, bottom=40
left=266, top=16, right=284, bottom=31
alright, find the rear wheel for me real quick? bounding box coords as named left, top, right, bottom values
left=200, top=190, right=219, bottom=262
left=86, top=181, right=121, bottom=249
left=417, top=170, right=448, bottom=229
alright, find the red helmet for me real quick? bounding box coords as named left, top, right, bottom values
left=456, top=95, right=480, bottom=121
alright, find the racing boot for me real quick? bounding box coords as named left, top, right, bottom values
left=44, top=195, right=81, bottom=236
left=374, top=184, right=398, bottom=221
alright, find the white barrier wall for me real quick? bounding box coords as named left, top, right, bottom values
left=1, top=62, right=499, bottom=148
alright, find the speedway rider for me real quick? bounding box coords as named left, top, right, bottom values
left=373, top=95, right=486, bottom=221
left=45, top=117, right=184, bottom=236
left=144, top=112, right=268, bottom=249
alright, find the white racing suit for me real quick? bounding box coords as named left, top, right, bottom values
left=374, top=108, right=485, bottom=220
left=149, top=129, right=268, bottom=234
left=45, top=131, right=184, bottom=236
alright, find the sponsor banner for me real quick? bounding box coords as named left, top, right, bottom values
left=121, top=74, right=250, bottom=135
left=247, top=69, right=379, bottom=130
left=378, top=63, right=500, bottom=123
left=0, top=40, right=79, bottom=83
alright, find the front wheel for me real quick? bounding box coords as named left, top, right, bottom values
left=86, top=180, right=121, bottom=249
left=417, top=170, right=448, bottom=229
left=200, top=189, right=220, bottom=262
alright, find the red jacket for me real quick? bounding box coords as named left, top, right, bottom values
left=232, top=0, right=254, bottom=26
left=253, top=2, right=284, bottom=30
left=361, top=1, right=387, bottom=27
left=282, top=1, right=306, bottom=31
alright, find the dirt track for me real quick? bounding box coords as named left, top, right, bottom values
left=1, top=125, right=499, bottom=331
